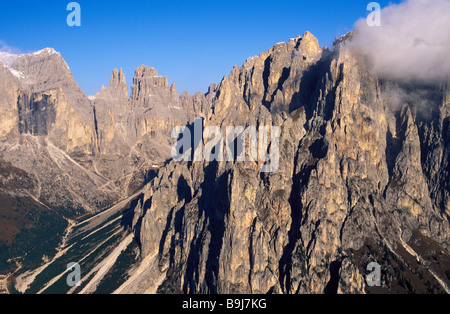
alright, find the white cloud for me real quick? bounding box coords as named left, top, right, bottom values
left=348, top=0, right=450, bottom=82
left=0, top=40, right=22, bottom=54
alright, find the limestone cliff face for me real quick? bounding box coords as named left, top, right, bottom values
left=179, top=83, right=218, bottom=120
left=130, top=65, right=178, bottom=110
left=0, top=49, right=107, bottom=212
left=0, top=64, right=20, bottom=140
left=131, top=32, right=450, bottom=294
left=94, top=65, right=200, bottom=194
left=125, top=66, right=187, bottom=140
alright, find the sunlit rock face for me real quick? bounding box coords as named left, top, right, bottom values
left=132, top=32, right=450, bottom=294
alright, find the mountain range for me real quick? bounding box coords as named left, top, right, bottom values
left=0, top=31, right=449, bottom=294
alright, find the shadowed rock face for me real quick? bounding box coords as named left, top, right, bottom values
left=17, top=92, right=56, bottom=136
left=130, top=32, right=450, bottom=294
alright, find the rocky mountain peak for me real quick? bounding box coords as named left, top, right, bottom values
left=32, top=47, right=57, bottom=56
left=130, top=65, right=177, bottom=109
left=134, top=64, right=159, bottom=78
left=110, top=68, right=126, bottom=86
left=95, top=68, right=128, bottom=101
left=0, top=48, right=74, bottom=92
left=297, top=31, right=321, bottom=57
left=132, top=65, right=168, bottom=89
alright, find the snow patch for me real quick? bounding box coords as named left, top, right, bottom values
left=33, top=48, right=57, bottom=56
left=9, top=68, right=25, bottom=80
left=0, top=48, right=59, bottom=84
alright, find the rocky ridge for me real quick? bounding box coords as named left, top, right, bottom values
left=129, top=32, right=450, bottom=294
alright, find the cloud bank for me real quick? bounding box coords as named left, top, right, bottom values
left=0, top=40, right=22, bottom=54
left=349, top=0, right=450, bottom=83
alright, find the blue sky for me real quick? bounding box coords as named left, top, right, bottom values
left=0, top=0, right=401, bottom=96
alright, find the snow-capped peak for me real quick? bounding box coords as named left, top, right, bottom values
left=0, top=47, right=62, bottom=83
left=0, top=47, right=58, bottom=66
left=33, top=47, right=57, bottom=56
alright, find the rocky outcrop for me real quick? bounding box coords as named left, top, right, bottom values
left=130, top=32, right=450, bottom=294
left=129, top=65, right=179, bottom=110
left=179, top=83, right=218, bottom=119
left=93, top=66, right=197, bottom=193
